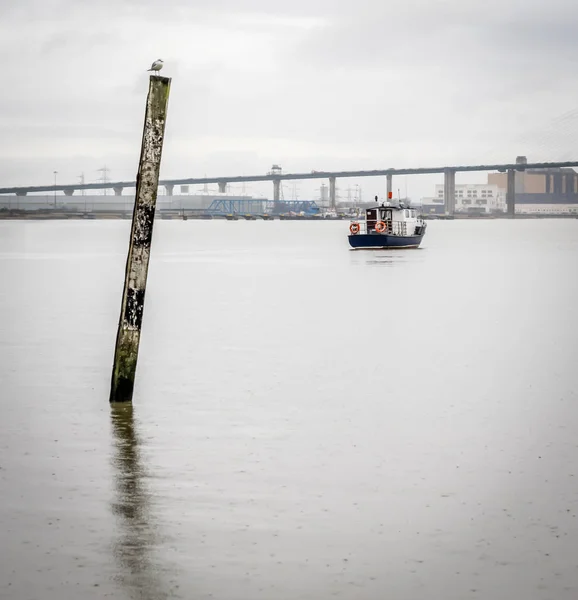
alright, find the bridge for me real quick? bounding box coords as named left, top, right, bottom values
left=2, top=158, right=578, bottom=216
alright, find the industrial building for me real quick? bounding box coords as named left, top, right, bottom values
left=488, top=157, right=578, bottom=214
left=0, top=191, right=323, bottom=218
left=421, top=157, right=578, bottom=215
left=0, top=193, right=265, bottom=214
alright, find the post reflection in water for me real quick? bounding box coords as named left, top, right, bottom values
left=110, top=404, right=170, bottom=600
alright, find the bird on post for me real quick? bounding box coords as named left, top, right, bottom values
left=147, top=59, right=164, bottom=74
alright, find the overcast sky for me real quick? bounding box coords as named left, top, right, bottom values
left=1, top=0, right=577, bottom=201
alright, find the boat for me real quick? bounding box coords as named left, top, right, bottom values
left=348, top=202, right=427, bottom=249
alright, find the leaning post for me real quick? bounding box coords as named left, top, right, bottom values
left=109, top=75, right=171, bottom=403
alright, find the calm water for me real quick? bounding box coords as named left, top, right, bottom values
left=1, top=219, right=578, bottom=600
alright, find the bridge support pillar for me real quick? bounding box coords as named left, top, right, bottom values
left=164, top=184, right=174, bottom=196
left=218, top=181, right=227, bottom=194
left=64, top=189, right=75, bottom=196
left=329, top=176, right=336, bottom=210
left=273, top=179, right=280, bottom=201
left=386, top=174, right=392, bottom=200
left=506, top=169, right=516, bottom=217
left=113, top=186, right=123, bottom=196
left=444, top=169, right=456, bottom=215
left=16, top=191, right=27, bottom=197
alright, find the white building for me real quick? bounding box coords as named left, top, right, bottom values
left=422, top=183, right=506, bottom=214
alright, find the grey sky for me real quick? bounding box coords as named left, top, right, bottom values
left=1, top=0, right=577, bottom=200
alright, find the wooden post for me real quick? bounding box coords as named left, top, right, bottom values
left=109, top=75, right=171, bottom=403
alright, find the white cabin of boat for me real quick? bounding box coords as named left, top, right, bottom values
left=363, top=204, right=426, bottom=236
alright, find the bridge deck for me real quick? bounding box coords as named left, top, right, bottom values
left=1, top=161, right=578, bottom=195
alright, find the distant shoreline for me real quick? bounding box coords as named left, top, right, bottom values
left=0, top=210, right=576, bottom=221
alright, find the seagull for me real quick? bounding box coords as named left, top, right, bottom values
left=147, top=59, right=164, bottom=74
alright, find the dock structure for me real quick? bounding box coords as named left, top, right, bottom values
left=204, top=198, right=320, bottom=217
left=109, top=75, right=171, bottom=404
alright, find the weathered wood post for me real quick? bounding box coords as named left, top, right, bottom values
left=109, top=75, right=171, bottom=403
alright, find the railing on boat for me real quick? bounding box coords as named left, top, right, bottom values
left=350, top=220, right=413, bottom=235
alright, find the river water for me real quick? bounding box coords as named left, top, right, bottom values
left=1, top=218, right=578, bottom=600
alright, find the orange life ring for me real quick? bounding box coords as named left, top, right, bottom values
left=349, top=222, right=360, bottom=235
left=375, top=221, right=386, bottom=233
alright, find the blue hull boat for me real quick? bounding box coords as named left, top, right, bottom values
left=348, top=201, right=427, bottom=249
left=348, top=233, right=424, bottom=249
